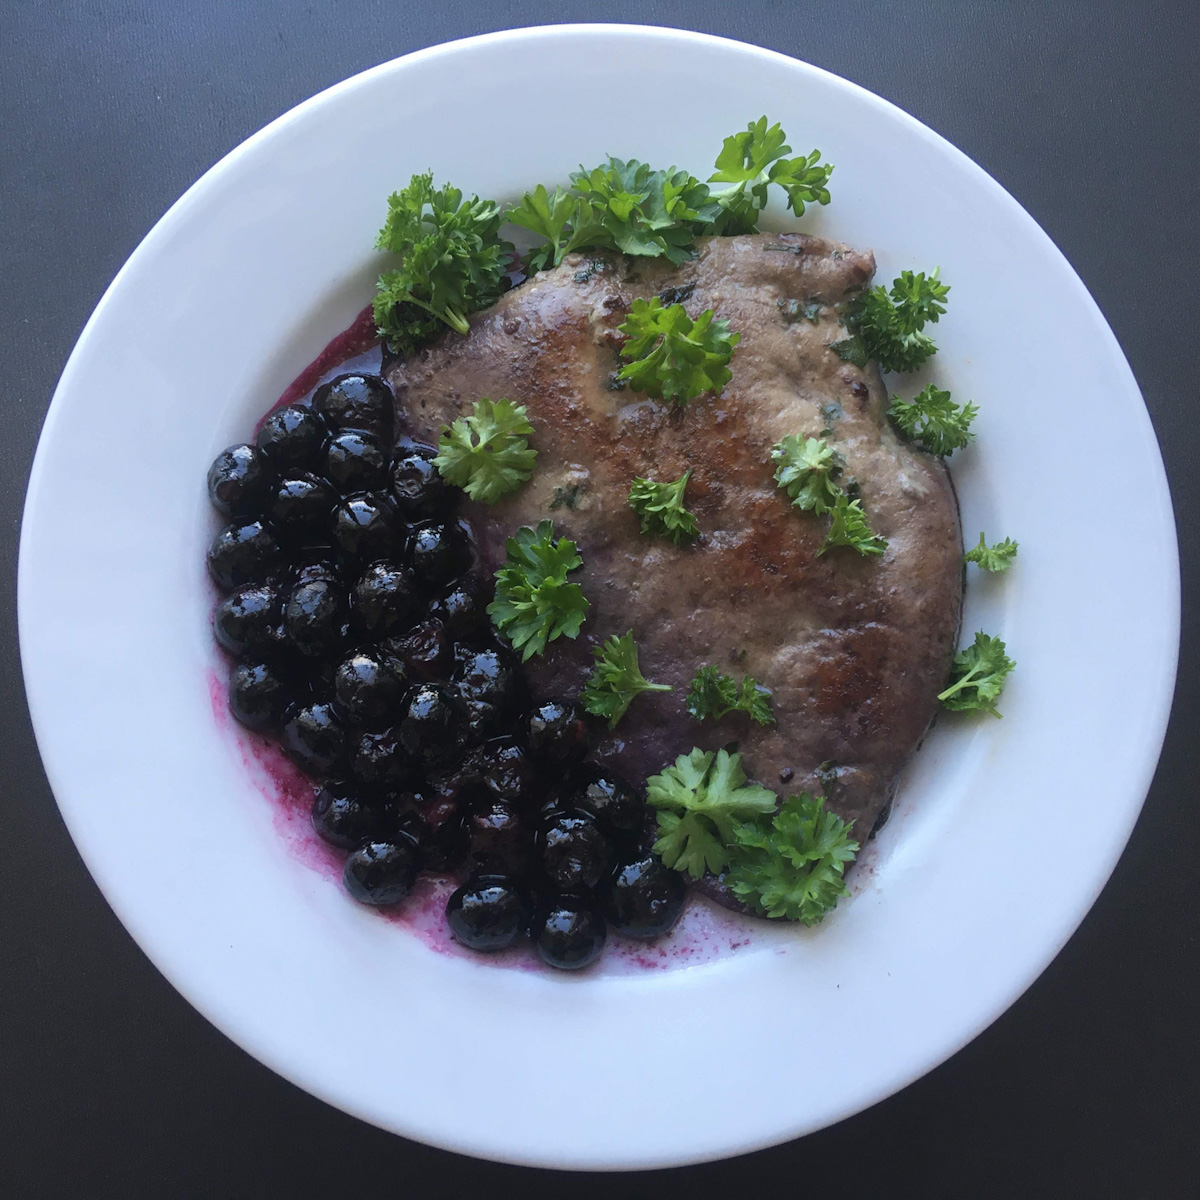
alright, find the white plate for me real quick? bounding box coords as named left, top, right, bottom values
left=18, top=24, right=1178, bottom=1169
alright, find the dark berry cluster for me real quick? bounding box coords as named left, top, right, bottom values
left=206, top=372, right=684, bottom=969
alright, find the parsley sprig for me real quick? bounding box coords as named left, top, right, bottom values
left=822, top=494, right=887, bottom=557
left=433, top=398, right=537, bottom=503
left=488, top=521, right=589, bottom=660
left=580, top=631, right=673, bottom=729
left=964, top=533, right=1018, bottom=572
left=646, top=748, right=778, bottom=879
left=617, top=299, right=740, bottom=404
left=938, top=631, right=1016, bottom=717
left=726, top=793, right=859, bottom=925
left=889, top=384, right=978, bottom=456
left=833, top=268, right=951, bottom=374
left=628, top=471, right=699, bottom=543
left=373, top=172, right=512, bottom=355
left=686, top=665, right=775, bottom=725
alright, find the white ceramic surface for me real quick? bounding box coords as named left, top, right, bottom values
left=18, top=25, right=1179, bottom=1170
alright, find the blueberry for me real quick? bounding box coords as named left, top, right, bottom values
left=207, top=520, right=281, bottom=592
left=314, top=373, right=394, bottom=442
left=343, top=836, right=419, bottom=906
left=352, top=562, right=422, bottom=639
left=323, top=429, right=390, bottom=495
left=480, top=739, right=539, bottom=805
left=454, top=646, right=518, bottom=707
left=228, top=661, right=290, bottom=731
left=527, top=700, right=588, bottom=766
left=429, top=576, right=489, bottom=641
left=540, top=812, right=611, bottom=891
left=460, top=699, right=502, bottom=746
left=391, top=441, right=454, bottom=518
left=603, top=856, right=686, bottom=940
left=213, top=582, right=282, bottom=658
left=207, top=443, right=273, bottom=518
left=570, top=763, right=643, bottom=837
left=447, top=878, right=531, bottom=952
left=467, top=799, right=532, bottom=878
left=333, top=651, right=405, bottom=730
left=534, top=899, right=606, bottom=971
left=409, top=521, right=470, bottom=589
left=269, top=474, right=337, bottom=546
left=312, top=780, right=395, bottom=850
left=280, top=701, right=345, bottom=776
left=347, top=728, right=410, bottom=788
left=256, top=405, right=325, bottom=471
left=383, top=619, right=452, bottom=682
left=395, top=684, right=458, bottom=764
left=407, top=784, right=469, bottom=871
left=331, top=493, right=399, bottom=563
left=283, top=575, right=349, bottom=658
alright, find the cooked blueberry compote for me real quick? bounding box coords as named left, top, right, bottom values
left=206, top=369, right=675, bottom=970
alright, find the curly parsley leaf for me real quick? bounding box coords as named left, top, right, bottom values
left=770, top=435, right=844, bottom=515
left=433, top=398, right=537, bottom=504
left=373, top=172, right=513, bottom=355
left=617, top=298, right=740, bottom=404
left=627, top=471, right=699, bottom=543
left=647, top=748, right=778, bottom=879
left=488, top=521, right=589, bottom=660
left=821, top=493, right=888, bottom=557
left=726, top=793, right=859, bottom=924
left=702, top=117, right=834, bottom=235
left=505, top=184, right=580, bottom=273
left=685, top=665, right=775, bottom=726
left=847, top=268, right=950, bottom=374
left=889, top=384, right=978, bottom=456
left=938, top=631, right=1015, bottom=717
left=964, top=532, right=1019, bottom=573
left=580, top=630, right=673, bottom=729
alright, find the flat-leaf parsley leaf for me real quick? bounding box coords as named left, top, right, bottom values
left=627, top=471, right=699, bottom=543
left=938, top=631, right=1016, bottom=717
left=646, top=748, right=778, bottom=879
left=617, top=298, right=740, bottom=404
left=433, top=398, right=537, bottom=503
left=685, top=665, right=775, bottom=725
left=580, top=631, right=673, bottom=729
left=889, top=384, right=978, bottom=456
left=488, top=521, right=589, bottom=660
left=964, top=532, right=1018, bottom=573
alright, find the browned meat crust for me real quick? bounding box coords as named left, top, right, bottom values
left=388, top=233, right=962, bottom=856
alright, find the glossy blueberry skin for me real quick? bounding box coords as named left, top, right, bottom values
left=314, top=373, right=394, bottom=442
left=480, top=738, right=539, bottom=806
left=255, top=404, right=326, bottom=471
left=280, top=701, right=345, bottom=777
left=602, top=856, right=686, bottom=940
left=331, top=493, right=400, bottom=564
left=383, top=619, right=452, bottom=682
left=352, top=562, right=422, bottom=639
left=429, top=576, right=489, bottom=641
left=534, top=899, right=607, bottom=971
left=540, top=812, right=611, bottom=891
left=333, top=651, right=406, bottom=730
left=527, top=700, right=588, bottom=766
left=207, top=520, right=281, bottom=592
left=570, top=763, right=644, bottom=837
left=390, top=440, right=454, bottom=518
left=283, top=575, right=349, bottom=659
left=343, top=835, right=419, bottom=907
left=213, top=582, right=282, bottom=658
left=228, top=660, right=291, bottom=731
left=454, top=646, right=518, bottom=707
left=467, top=799, right=532, bottom=877
left=312, top=780, right=395, bottom=850
left=409, top=788, right=468, bottom=872
left=207, top=443, right=273, bottom=518
left=269, top=474, right=337, bottom=546
left=446, top=878, right=531, bottom=952
left=398, top=683, right=463, bottom=765
left=347, top=728, right=410, bottom=789
left=323, top=430, right=390, bottom=495
left=409, top=521, right=470, bottom=590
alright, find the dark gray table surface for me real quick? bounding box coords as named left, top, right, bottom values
left=3, top=3, right=1196, bottom=1196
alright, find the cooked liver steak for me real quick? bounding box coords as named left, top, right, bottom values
left=387, top=232, right=962, bottom=860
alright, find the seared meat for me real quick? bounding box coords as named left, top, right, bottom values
left=388, top=233, right=962, bottom=857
